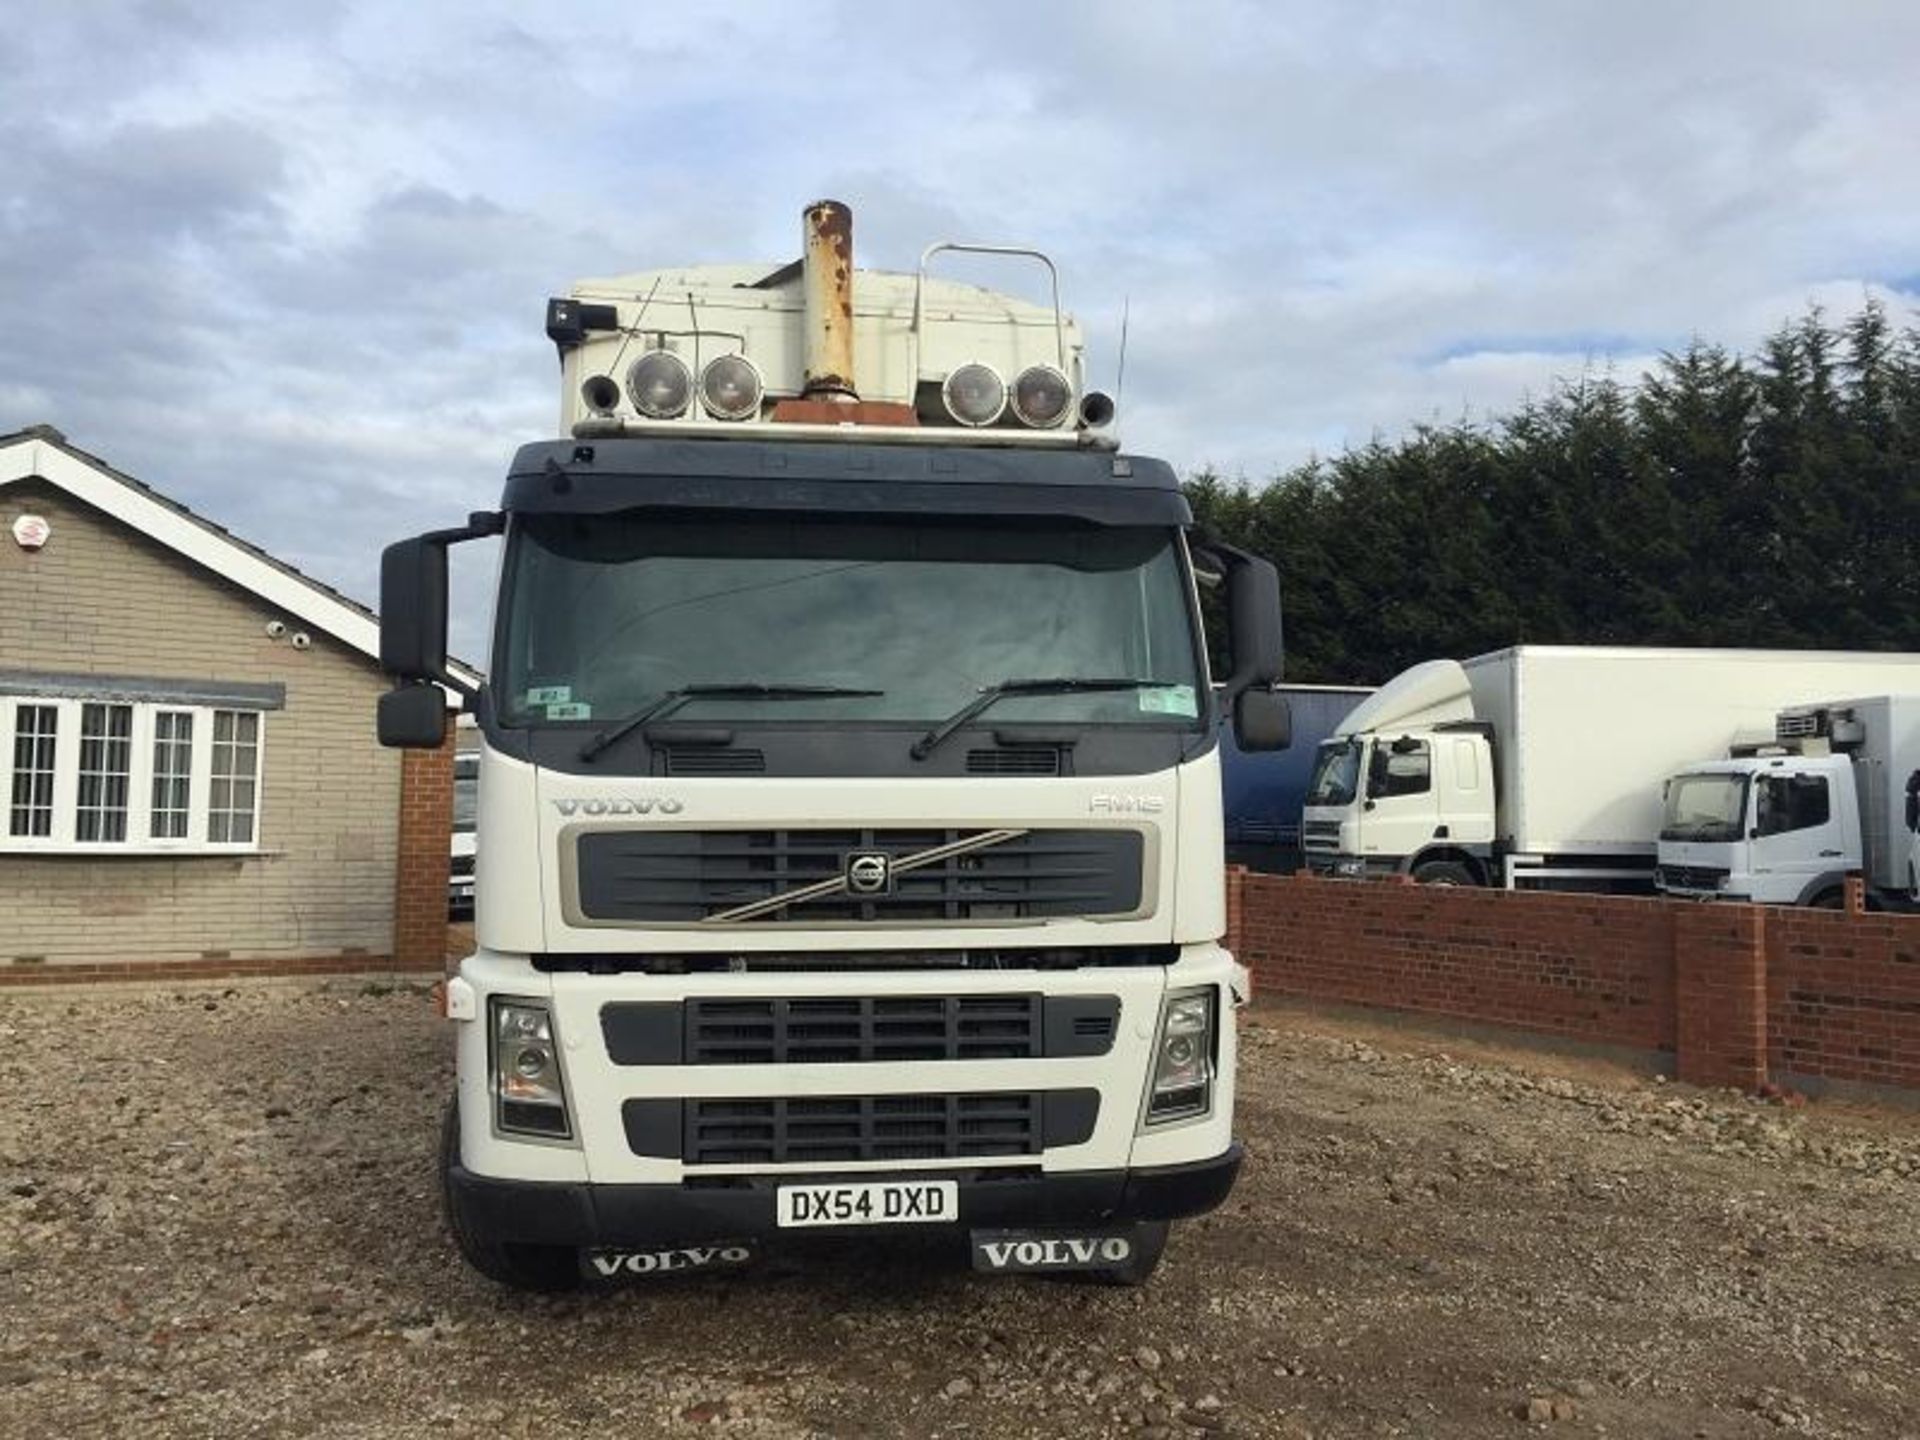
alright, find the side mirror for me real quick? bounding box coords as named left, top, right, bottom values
left=378, top=682, right=448, bottom=749
left=380, top=536, right=449, bottom=681
left=1907, top=793, right=1918, bottom=833
left=1234, top=687, right=1291, bottom=752
left=378, top=511, right=501, bottom=689
left=1196, top=540, right=1282, bottom=697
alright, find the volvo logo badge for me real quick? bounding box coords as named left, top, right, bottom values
left=845, top=852, right=892, bottom=895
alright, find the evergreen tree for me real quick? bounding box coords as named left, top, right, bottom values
left=1184, top=305, right=1920, bottom=682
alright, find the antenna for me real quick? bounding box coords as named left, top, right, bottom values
left=604, top=275, right=665, bottom=379
left=1115, top=295, right=1131, bottom=415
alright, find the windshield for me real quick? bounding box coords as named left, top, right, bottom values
left=452, top=757, right=478, bottom=834
left=1661, top=773, right=1749, bottom=843
left=497, top=514, right=1204, bottom=728
left=1306, top=738, right=1361, bottom=807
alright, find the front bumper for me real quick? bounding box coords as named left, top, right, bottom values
left=445, top=1144, right=1243, bottom=1248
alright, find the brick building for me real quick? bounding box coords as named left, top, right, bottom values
left=1, top=425, right=465, bottom=984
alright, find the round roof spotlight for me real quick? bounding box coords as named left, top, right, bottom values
left=942, top=363, right=1006, bottom=427
left=1011, top=365, right=1074, bottom=428
left=699, top=353, right=763, bottom=421
left=580, top=374, right=621, bottom=416
left=625, top=351, right=693, bottom=419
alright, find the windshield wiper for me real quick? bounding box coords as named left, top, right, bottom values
left=910, top=677, right=1173, bottom=761
left=578, top=684, right=883, bottom=761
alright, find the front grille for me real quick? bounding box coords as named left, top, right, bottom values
left=601, top=992, right=1119, bottom=1063
left=573, top=827, right=1144, bottom=924
left=688, top=1094, right=1035, bottom=1164
left=450, top=854, right=475, bottom=878
left=1301, top=819, right=1341, bottom=850
left=636, top=1089, right=1100, bottom=1166
left=690, top=994, right=1038, bottom=1063
left=1657, top=864, right=1729, bottom=890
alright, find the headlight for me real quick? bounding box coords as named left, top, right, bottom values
left=492, top=999, right=573, bottom=1139
left=1144, top=988, right=1215, bottom=1125
left=1011, top=365, right=1073, bottom=428
left=942, top=363, right=1006, bottom=426
left=700, top=353, right=763, bottom=420
left=626, top=351, right=693, bottom=419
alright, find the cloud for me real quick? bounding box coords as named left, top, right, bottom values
left=2, top=0, right=1917, bottom=660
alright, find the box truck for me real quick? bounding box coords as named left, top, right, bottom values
left=1222, top=684, right=1371, bottom=872
left=374, top=202, right=1288, bottom=1290
left=1301, top=647, right=1920, bottom=891
left=1657, top=695, right=1920, bottom=908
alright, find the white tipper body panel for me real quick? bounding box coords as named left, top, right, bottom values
left=460, top=743, right=1242, bottom=1185
left=559, top=265, right=1084, bottom=435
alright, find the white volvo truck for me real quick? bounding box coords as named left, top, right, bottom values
left=1301, top=646, right=1920, bottom=891
left=1657, top=694, right=1920, bottom=908
left=376, top=202, right=1288, bottom=1290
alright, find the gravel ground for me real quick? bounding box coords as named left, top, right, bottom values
left=3, top=982, right=1917, bottom=1438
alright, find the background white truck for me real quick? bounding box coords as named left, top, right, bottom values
left=1301, top=646, right=1920, bottom=891
left=375, top=201, right=1288, bottom=1291
left=1657, top=694, right=1920, bottom=908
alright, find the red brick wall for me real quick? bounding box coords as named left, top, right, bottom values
left=1767, top=910, right=1920, bottom=1091
left=392, top=723, right=456, bottom=972
left=1234, top=872, right=1677, bottom=1053
left=1229, top=870, right=1920, bottom=1095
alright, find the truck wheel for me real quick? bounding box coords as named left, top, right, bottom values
left=1068, top=1221, right=1170, bottom=1287
left=1412, top=860, right=1477, bottom=887
left=1809, top=889, right=1844, bottom=910
left=440, top=1102, right=580, bottom=1293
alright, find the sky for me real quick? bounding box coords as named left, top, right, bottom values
left=2, top=0, right=1918, bottom=660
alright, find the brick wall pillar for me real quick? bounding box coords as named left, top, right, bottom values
left=392, top=717, right=455, bottom=972
left=1672, top=903, right=1769, bottom=1090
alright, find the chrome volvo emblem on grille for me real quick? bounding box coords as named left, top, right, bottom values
left=845, top=852, right=892, bottom=895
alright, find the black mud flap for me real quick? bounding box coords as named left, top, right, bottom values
left=969, top=1226, right=1146, bottom=1275
left=581, top=1241, right=758, bottom=1284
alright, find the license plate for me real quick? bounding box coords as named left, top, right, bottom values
left=775, top=1180, right=958, bottom=1229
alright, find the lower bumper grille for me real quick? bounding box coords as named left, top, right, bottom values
left=1657, top=864, right=1729, bottom=890
left=623, top=1089, right=1100, bottom=1165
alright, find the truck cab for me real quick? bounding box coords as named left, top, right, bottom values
left=1302, top=727, right=1496, bottom=883
left=1300, top=660, right=1496, bottom=884
left=1658, top=694, right=1920, bottom=908
left=1656, top=752, right=1859, bottom=906
left=375, top=203, right=1288, bottom=1291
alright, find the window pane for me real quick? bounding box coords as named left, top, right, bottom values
left=76, top=703, right=132, bottom=842
left=150, top=710, right=193, bottom=839
left=9, top=704, right=58, bottom=838
left=208, top=708, right=261, bottom=844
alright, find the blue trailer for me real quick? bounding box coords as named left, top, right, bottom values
left=1223, top=684, right=1372, bottom=873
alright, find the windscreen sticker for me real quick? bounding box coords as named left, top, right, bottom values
left=1139, top=684, right=1198, bottom=717
left=525, top=685, right=573, bottom=706
left=545, top=701, right=592, bottom=720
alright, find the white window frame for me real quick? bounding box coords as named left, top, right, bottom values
left=1, top=696, right=268, bottom=856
